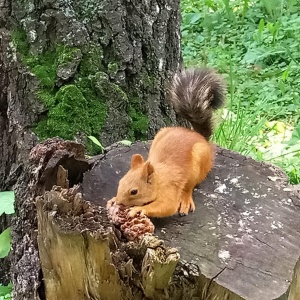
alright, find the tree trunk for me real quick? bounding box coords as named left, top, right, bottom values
left=0, top=0, right=181, bottom=297
left=0, top=0, right=182, bottom=187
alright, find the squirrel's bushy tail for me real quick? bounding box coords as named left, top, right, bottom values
left=167, top=68, right=226, bottom=140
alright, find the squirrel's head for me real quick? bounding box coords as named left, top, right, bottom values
left=115, top=154, right=156, bottom=207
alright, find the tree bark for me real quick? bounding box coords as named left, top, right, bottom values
left=0, top=0, right=182, bottom=187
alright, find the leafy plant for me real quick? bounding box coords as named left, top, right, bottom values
left=0, top=228, right=11, bottom=259
left=87, top=136, right=133, bottom=154
left=259, top=121, right=300, bottom=183
left=181, top=0, right=300, bottom=183
left=0, top=191, right=15, bottom=300
left=0, top=283, right=12, bottom=300
left=87, top=135, right=105, bottom=154
left=0, top=192, right=15, bottom=216
left=118, top=140, right=133, bottom=146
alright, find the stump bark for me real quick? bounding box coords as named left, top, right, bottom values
left=36, top=186, right=183, bottom=300
left=21, top=139, right=300, bottom=300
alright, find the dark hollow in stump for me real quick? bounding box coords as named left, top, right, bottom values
left=81, top=142, right=300, bottom=300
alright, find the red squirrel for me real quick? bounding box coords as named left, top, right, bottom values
left=113, top=68, right=225, bottom=218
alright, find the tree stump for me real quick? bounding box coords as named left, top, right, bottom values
left=82, top=141, right=300, bottom=300
left=30, top=139, right=300, bottom=299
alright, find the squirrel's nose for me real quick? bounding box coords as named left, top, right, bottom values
left=115, top=195, right=123, bottom=205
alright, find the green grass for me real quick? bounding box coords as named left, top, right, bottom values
left=181, top=0, right=300, bottom=183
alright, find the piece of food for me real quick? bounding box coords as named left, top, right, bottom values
left=106, top=198, right=155, bottom=241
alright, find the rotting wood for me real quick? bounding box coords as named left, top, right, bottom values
left=36, top=187, right=124, bottom=300
left=36, top=186, right=188, bottom=299
left=141, top=245, right=180, bottom=297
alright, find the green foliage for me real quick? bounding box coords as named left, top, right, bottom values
left=0, top=192, right=15, bottom=216
left=0, top=283, right=12, bottom=300
left=181, top=0, right=300, bottom=183
left=118, top=140, right=133, bottom=146
left=261, top=121, right=300, bottom=183
left=0, top=191, right=15, bottom=259
left=0, top=191, right=14, bottom=298
left=0, top=228, right=11, bottom=259
left=87, top=136, right=105, bottom=153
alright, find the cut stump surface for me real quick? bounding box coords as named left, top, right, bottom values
left=82, top=142, right=300, bottom=300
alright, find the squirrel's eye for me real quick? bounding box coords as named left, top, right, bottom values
left=130, top=189, right=138, bottom=196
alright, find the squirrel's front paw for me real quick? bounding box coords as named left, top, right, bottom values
left=128, top=206, right=146, bottom=218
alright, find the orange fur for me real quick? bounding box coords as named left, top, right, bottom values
left=114, top=68, right=225, bottom=218
left=115, top=127, right=213, bottom=218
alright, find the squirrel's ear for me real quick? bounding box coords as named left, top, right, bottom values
left=142, top=161, right=154, bottom=180
left=131, top=154, right=144, bottom=169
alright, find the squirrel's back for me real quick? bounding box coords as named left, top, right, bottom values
left=149, top=126, right=205, bottom=161
left=167, top=68, right=225, bottom=140
left=148, top=126, right=213, bottom=182
left=149, top=67, right=225, bottom=179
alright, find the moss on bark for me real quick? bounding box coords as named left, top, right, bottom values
left=9, top=0, right=181, bottom=151
left=11, top=28, right=152, bottom=147
left=128, top=98, right=149, bottom=140
left=12, top=29, right=109, bottom=144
